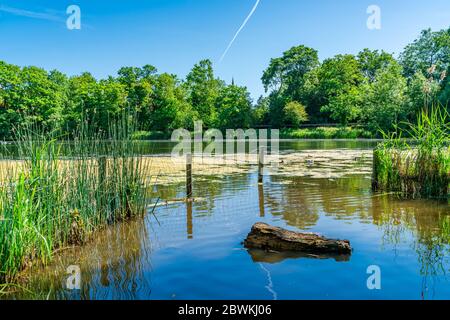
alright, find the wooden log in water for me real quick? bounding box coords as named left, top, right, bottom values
left=244, top=223, right=352, bottom=254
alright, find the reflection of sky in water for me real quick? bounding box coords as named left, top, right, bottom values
left=6, top=142, right=450, bottom=300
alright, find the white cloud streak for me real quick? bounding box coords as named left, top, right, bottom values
left=0, top=5, right=63, bottom=23
left=219, top=0, right=260, bottom=63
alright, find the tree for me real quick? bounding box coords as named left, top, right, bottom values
left=316, top=54, right=364, bottom=124
left=361, top=63, right=407, bottom=133
left=185, top=59, right=222, bottom=127
left=216, top=84, right=253, bottom=130
left=116, top=65, right=158, bottom=130
left=0, top=62, right=67, bottom=138
left=252, top=96, right=270, bottom=126
left=405, top=71, right=441, bottom=120
left=262, top=45, right=319, bottom=127
left=0, top=61, right=23, bottom=138
left=262, top=45, right=319, bottom=101
left=92, top=78, right=128, bottom=132
left=400, top=28, right=450, bottom=79
left=283, top=101, right=308, bottom=127
left=151, top=73, right=193, bottom=131
left=358, top=49, right=397, bottom=82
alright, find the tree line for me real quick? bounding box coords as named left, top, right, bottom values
left=0, top=27, right=449, bottom=140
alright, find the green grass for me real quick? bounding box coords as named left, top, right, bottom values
left=373, top=105, right=449, bottom=199
left=132, top=130, right=173, bottom=140
left=132, top=127, right=374, bottom=140
left=0, top=116, right=151, bottom=283
left=279, top=127, right=374, bottom=139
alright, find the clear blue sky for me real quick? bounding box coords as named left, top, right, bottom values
left=0, top=0, right=449, bottom=99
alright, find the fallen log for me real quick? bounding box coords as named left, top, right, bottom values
left=244, top=223, right=352, bottom=255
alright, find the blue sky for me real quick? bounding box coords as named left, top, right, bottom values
left=0, top=0, right=449, bottom=99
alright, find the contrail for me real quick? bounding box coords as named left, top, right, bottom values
left=0, top=5, right=63, bottom=22
left=219, top=0, right=260, bottom=63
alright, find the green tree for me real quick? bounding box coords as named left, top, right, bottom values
left=262, top=45, right=319, bottom=126
left=361, top=63, right=407, bottom=132
left=252, top=96, right=270, bottom=126
left=358, top=49, right=397, bottom=82
left=317, top=54, right=364, bottom=124
left=0, top=62, right=66, bottom=138
left=0, top=61, right=23, bottom=138
left=185, top=59, right=222, bottom=127
left=262, top=45, right=319, bottom=99
left=283, top=101, right=308, bottom=127
left=151, top=73, right=193, bottom=131
left=216, top=84, right=253, bottom=130
left=117, top=65, right=157, bottom=128
left=405, top=71, right=441, bottom=120
left=400, top=28, right=450, bottom=79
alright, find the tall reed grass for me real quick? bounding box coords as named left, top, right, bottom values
left=0, top=116, right=151, bottom=283
left=373, top=104, right=449, bottom=199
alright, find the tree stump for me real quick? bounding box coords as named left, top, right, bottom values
left=244, top=223, right=352, bottom=255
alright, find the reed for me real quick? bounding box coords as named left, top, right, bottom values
left=0, top=115, right=151, bottom=283
left=373, top=104, right=449, bottom=199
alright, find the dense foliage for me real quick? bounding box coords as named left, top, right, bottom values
left=0, top=27, right=449, bottom=139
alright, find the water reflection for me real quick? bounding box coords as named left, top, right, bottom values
left=258, top=183, right=265, bottom=218
left=187, top=200, right=193, bottom=239
left=247, top=248, right=351, bottom=263
left=4, top=143, right=450, bottom=300
left=9, top=218, right=152, bottom=300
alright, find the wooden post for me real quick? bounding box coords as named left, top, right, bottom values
left=258, top=183, right=265, bottom=217
left=186, top=200, right=193, bottom=239
left=186, top=153, right=193, bottom=199
left=258, top=147, right=265, bottom=184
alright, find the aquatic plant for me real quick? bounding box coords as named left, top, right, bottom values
left=373, top=104, right=449, bottom=198
left=0, top=115, right=151, bottom=283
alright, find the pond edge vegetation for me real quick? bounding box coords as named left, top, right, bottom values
left=372, top=104, right=449, bottom=199
left=0, top=116, right=152, bottom=287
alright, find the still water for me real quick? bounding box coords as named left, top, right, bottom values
left=6, top=140, right=450, bottom=300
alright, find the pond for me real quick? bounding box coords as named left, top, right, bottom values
left=4, top=140, right=450, bottom=300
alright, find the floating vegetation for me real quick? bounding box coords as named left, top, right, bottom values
left=372, top=105, right=449, bottom=199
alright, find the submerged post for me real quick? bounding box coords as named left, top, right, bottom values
left=187, top=200, right=193, bottom=239
left=258, top=183, right=265, bottom=217
left=186, top=153, right=193, bottom=199
left=258, top=147, right=265, bottom=184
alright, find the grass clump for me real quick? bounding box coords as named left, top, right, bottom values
left=279, top=127, right=373, bottom=139
left=373, top=105, right=449, bottom=199
left=0, top=116, right=151, bottom=283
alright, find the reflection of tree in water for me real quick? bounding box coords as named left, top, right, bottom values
left=12, top=217, right=152, bottom=300
left=190, top=173, right=252, bottom=216
left=263, top=176, right=319, bottom=230
left=263, top=175, right=372, bottom=230
left=151, top=172, right=251, bottom=216
left=371, top=197, right=450, bottom=299
left=262, top=172, right=450, bottom=299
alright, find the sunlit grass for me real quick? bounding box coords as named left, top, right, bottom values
left=0, top=117, right=151, bottom=283
left=373, top=104, right=449, bottom=199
